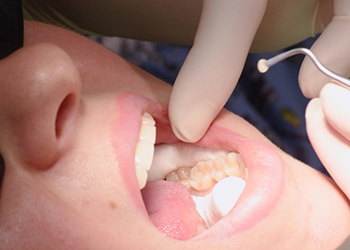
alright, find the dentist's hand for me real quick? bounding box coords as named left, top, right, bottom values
left=299, top=0, right=350, bottom=98
left=306, top=83, right=350, bottom=199
left=168, top=0, right=267, bottom=142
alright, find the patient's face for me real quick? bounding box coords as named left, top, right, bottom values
left=0, top=21, right=349, bottom=250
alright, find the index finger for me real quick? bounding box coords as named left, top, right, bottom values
left=169, top=0, right=267, bottom=142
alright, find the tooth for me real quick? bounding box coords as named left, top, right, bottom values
left=163, top=151, right=248, bottom=194
left=142, top=112, right=156, bottom=126
left=135, top=112, right=156, bottom=189
left=148, top=143, right=228, bottom=181
left=190, top=161, right=214, bottom=192
left=224, top=153, right=241, bottom=177
left=213, top=156, right=225, bottom=171
left=203, top=176, right=246, bottom=227
left=236, top=154, right=248, bottom=180
left=135, top=140, right=155, bottom=171
left=139, top=115, right=156, bottom=143
left=212, top=156, right=227, bottom=182
left=177, top=166, right=191, bottom=181
left=211, top=170, right=227, bottom=182
left=165, top=171, right=179, bottom=182
left=136, top=166, right=147, bottom=189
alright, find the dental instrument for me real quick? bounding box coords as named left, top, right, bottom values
left=257, top=48, right=350, bottom=90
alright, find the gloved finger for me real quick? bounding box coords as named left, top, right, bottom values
left=169, top=0, right=267, bottom=142
left=306, top=97, right=350, bottom=199
left=321, top=83, right=350, bottom=141
left=299, top=0, right=350, bottom=98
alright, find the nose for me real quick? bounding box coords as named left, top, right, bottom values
left=0, top=43, right=81, bottom=170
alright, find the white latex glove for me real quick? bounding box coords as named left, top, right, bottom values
left=170, top=0, right=350, bottom=143
left=299, top=0, right=350, bottom=98
left=306, top=83, right=350, bottom=199
left=168, top=0, right=267, bottom=142
left=306, top=83, right=350, bottom=249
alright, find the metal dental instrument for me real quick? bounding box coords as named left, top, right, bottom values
left=257, top=48, right=350, bottom=90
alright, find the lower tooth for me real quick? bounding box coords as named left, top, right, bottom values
left=148, top=144, right=229, bottom=182
left=165, top=152, right=247, bottom=193
left=190, top=175, right=214, bottom=192
left=177, top=166, right=191, bottom=181
left=165, top=171, right=179, bottom=182
left=211, top=170, right=227, bottom=182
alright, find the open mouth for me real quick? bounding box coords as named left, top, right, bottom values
left=113, top=92, right=285, bottom=242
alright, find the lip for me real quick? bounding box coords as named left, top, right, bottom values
left=112, top=91, right=285, bottom=240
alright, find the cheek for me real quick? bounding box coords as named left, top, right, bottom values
left=0, top=169, right=86, bottom=247
left=0, top=158, right=134, bottom=249
left=73, top=46, right=171, bottom=105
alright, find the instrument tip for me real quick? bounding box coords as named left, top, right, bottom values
left=257, top=59, right=269, bottom=73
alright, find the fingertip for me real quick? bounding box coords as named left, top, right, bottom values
left=305, top=98, right=322, bottom=121
left=168, top=86, right=222, bottom=142
left=170, top=121, right=206, bottom=143
left=320, top=83, right=350, bottom=118
left=320, top=83, right=350, bottom=137
left=169, top=105, right=211, bottom=143
left=320, top=82, right=350, bottom=103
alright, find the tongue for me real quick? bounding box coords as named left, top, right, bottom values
left=141, top=181, right=207, bottom=240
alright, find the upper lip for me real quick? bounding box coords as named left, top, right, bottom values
left=112, top=91, right=285, bottom=240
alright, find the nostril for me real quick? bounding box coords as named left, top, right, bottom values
left=55, top=94, right=77, bottom=139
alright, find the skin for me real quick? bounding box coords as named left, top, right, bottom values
left=0, top=21, right=350, bottom=249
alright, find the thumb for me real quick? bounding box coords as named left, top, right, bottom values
left=306, top=94, right=350, bottom=199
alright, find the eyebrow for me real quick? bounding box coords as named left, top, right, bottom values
left=0, top=0, right=23, bottom=59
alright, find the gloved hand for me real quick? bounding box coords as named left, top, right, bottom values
left=168, top=0, right=267, bottom=142
left=306, top=83, right=350, bottom=199
left=299, top=0, right=350, bottom=99
left=22, top=0, right=340, bottom=142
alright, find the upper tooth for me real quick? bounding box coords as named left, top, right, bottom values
left=135, top=166, right=148, bottom=190
left=135, top=112, right=156, bottom=189
left=141, top=112, right=156, bottom=126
